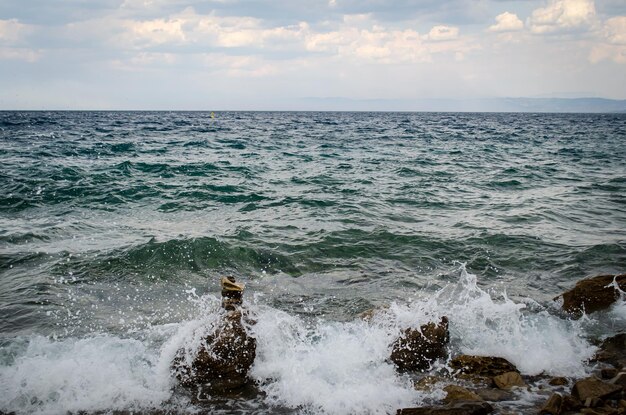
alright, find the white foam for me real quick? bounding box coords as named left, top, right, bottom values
left=250, top=307, right=419, bottom=415
left=0, top=334, right=173, bottom=414
left=397, top=266, right=597, bottom=377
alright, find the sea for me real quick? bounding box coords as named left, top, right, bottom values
left=0, top=111, right=625, bottom=415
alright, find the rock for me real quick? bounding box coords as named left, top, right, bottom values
left=555, top=274, right=625, bottom=317
left=584, top=397, right=604, bottom=408
left=572, top=377, right=622, bottom=402
left=449, top=355, right=519, bottom=378
left=549, top=377, right=569, bottom=386
left=391, top=316, right=450, bottom=372
left=172, top=309, right=256, bottom=391
left=579, top=407, right=621, bottom=415
left=492, top=371, right=525, bottom=390
left=396, top=401, right=494, bottom=415
left=414, top=376, right=447, bottom=392
left=443, top=385, right=483, bottom=403
left=595, top=334, right=626, bottom=370
left=540, top=393, right=563, bottom=415
left=562, top=394, right=583, bottom=412
left=473, top=388, right=514, bottom=402
left=172, top=277, right=256, bottom=392
left=610, top=372, right=626, bottom=388
left=602, top=369, right=620, bottom=380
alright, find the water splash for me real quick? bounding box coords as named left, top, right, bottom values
left=0, top=266, right=606, bottom=414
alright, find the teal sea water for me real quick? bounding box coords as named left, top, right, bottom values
left=1, top=111, right=625, bottom=414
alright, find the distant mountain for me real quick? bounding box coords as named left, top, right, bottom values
left=298, top=97, right=626, bottom=113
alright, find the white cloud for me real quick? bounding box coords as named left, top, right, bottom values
left=0, top=47, right=40, bottom=62
left=589, top=16, right=626, bottom=63
left=604, top=16, right=626, bottom=44
left=489, top=12, right=524, bottom=32
left=0, top=19, right=33, bottom=44
left=426, top=25, right=459, bottom=41
left=123, top=17, right=187, bottom=46
left=528, top=0, right=597, bottom=34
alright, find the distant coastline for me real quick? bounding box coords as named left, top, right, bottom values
left=297, top=97, right=626, bottom=113
left=2, top=97, right=626, bottom=113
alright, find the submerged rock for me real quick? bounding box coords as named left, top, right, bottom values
left=555, top=274, right=625, bottom=317
left=396, top=401, right=494, bottom=415
left=449, top=355, right=519, bottom=378
left=172, top=277, right=256, bottom=392
left=391, top=316, right=450, bottom=372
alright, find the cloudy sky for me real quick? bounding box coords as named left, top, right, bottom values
left=1, top=0, right=625, bottom=109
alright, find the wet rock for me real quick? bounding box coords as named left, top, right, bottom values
left=396, top=401, right=494, bottom=415
left=492, top=371, right=525, bottom=390
left=449, top=355, right=519, bottom=378
left=572, top=376, right=622, bottom=402
left=473, top=388, right=514, bottom=402
left=595, top=334, right=626, bottom=370
left=584, top=397, right=604, bottom=408
left=579, top=406, right=621, bottom=415
left=555, top=274, right=625, bottom=317
left=414, top=376, right=447, bottom=392
left=540, top=393, right=563, bottom=415
left=172, top=277, right=256, bottom=392
left=443, top=385, right=483, bottom=403
left=549, top=377, right=569, bottom=386
left=172, top=310, right=256, bottom=391
left=562, top=394, right=584, bottom=412
left=391, top=316, right=450, bottom=372
left=602, top=369, right=620, bottom=380
left=610, top=372, right=626, bottom=389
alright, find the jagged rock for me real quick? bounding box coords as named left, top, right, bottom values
left=396, top=401, right=494, bottom=415
left=555, top=274, right=625, bottom=317
left=572, top=377, right=622, bottom=402
left=540, top=393, right=563, bottom=415
left=391, top=316, right=450, bottom=372
left=473, top=388, right=514, bottom=402
left=172, top=277, right=256, bottom=392
left=595, top=334, right=626, bottom=370
left=492, top=371, right=525, bottom=390
left=443, top=385, right=483, bottom=403
left=549, top=377, right=569, bottom=386
left=172, top=310, right=256, bottom=391
left=449, top=355, right=519, bottom=378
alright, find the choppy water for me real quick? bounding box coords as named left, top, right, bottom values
left=1, top=111, right=625, bottom=414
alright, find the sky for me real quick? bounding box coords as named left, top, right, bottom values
left=1, top=0, right=625, bottom=110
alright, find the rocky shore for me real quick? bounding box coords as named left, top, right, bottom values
left=395, top=273, right=625, bottom=415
